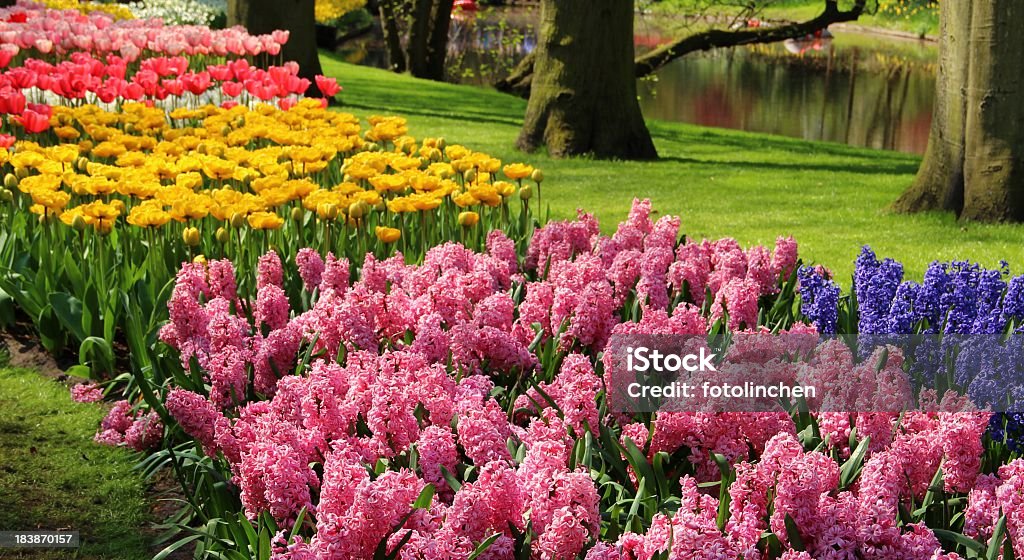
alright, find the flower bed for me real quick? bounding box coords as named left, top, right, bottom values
left=77, top=199, right=1023, bottom=559
left=0, top=1, right=541, bottom=384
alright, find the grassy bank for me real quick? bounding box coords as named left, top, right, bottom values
left=321, top=55, right=1024, bottom=284
left=0, top=367, right=150, bottom=559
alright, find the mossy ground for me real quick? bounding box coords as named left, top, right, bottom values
left=0, top=366, right=150, bottom=560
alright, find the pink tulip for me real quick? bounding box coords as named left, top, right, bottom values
left=315, top=75, right=341, bottom=98
left=271, top=29, right=289, bottom=46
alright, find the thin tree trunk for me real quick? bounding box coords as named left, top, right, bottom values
left=228, top=0, right=324, bottom=95
left=406, top=0, right=433, bottom=75
left=378, top=0, right=407, bottom=73
left=406, top=0, right=455, bottom=80
left=517, top=0, right=657, bottom=160
left=424, top=0, right=455, bottom=80
left=961, top=0, right=1024, bottom=221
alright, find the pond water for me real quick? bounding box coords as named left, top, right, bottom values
left=340, top=10, right=938, bottom=154
left=636, top=31, right=937, bottom=154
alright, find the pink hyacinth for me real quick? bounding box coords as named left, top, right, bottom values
left=166, top=388, right=221, bottom=454
left=70, top=382, right=103, bottom=403
left=257, top=251, right=284, bottom=289
left=295, top=248, right=325, bottom=293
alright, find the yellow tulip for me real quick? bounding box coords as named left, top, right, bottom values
left=375, top=226, right=401, bottom=243
left=458, top=211, right=479, bottom=227
left=247, top=211, right=284, bottom=230
left=503, top=163, right=535, bottom=180
left=182, top=227, right=201, bottom=247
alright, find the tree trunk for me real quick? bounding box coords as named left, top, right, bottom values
left=895, top=0, right=1024, bottom=221
left=378, top=0, right=407, bottom=73
left=893, top=0, right=972, bottom=215
left=406, top=0, right=455, bottom=80
left=228, top=0, right=324, bottom=96
left=516, top=0, right=657, bottom=160
left=961, top=0, right=1024, bottom=221
left=423, top=0, right=455, bottom=80
left=377, top=0, right=453, bottom=80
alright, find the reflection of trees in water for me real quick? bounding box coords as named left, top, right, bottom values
left=638, top=43, right=935, bottom=153
left=445, top=10, right=537, bottom=84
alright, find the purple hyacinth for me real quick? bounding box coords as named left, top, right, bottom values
left=885, top=281, right=919, bottom=334
left=913, top=261, right=950, bottom=333
left=797, top=266, right=839, bottom=334
left=854, top=247, right=904, bottom=335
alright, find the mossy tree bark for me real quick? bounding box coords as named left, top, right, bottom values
left=228, top=0, right=324, bottom=96
left=516, top=0, right=657, bottom=160
left=895, top=0, right=1024, bottom=222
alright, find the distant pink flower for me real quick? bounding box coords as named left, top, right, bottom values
left=71, top=382, right=103, bottom=403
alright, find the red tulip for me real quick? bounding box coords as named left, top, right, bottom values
left=0, top=46, right=16, bottom=69
left=0, top=87, right=26, bottom=115
left=182, top=71, right=211, bottom=96
left=315, top=75, right=341, bottom=98
left=7, top=67, right=36, bottom=89
left=278, top=97, right=297, bottom=111
left=27, top=103, right=52, bottom=117
left=0, top=134, right=15, bottom=148
left=221, top=81, right=243, bottom=98
left=14, top=108, right=51, bottom=134
left=162, top=78, right=185, bottom=97
left=122, top=82, right=144, bottom=101
left=208, top=64, right=232, bottom=82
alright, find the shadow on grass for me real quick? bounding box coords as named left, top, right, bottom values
left=656, top=155, right=920, bottom=177
left=649, top=124, right=921, bottom=168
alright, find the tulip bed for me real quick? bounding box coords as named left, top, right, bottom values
left=0, top=1, right=541, bottom=383
left=4, top=2, right=1024, bottom=560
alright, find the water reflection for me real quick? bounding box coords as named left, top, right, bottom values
left=638, top=33, right=937, bottom=154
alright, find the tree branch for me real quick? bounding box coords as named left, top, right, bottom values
left=633, top=0, right=867, bottom=77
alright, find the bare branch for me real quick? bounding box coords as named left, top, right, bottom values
left=633, top=0, right=867, bottom=77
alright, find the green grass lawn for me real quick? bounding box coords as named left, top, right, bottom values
left=0, top=367, right=150, bottom=560
left=321, top=55, right=1024, bottom=285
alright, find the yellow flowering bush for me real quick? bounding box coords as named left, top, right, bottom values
left=36, top=0, right=135, bottom=20
left=315, top=0, right=366, bottom=24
